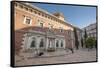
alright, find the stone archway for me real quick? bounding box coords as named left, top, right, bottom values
left=48, top=38, right=55, bottom=48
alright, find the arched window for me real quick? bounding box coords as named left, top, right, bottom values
left=40, top=39, right=44, bottom=47
left=61, top=40, right=63, bottom=47
left=30, top=38, right=36, bottom=48
left=56, top=40, right=59, bottom=47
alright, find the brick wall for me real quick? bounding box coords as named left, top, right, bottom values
left=15, top=26, right=74, bottom=54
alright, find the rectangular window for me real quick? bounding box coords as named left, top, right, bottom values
left=50, top=25, right=53, bottom=29
left=26, top=18, right=31, bottom=24
left=38, top=19, right=44, bottom=27
left=60, top=29, right=63, bottom=32
left=24, top=17, right=32, bottom=25
left=59, top=27, right=63, bottom=32
left=40, top=23, right=43, bottom=27
left=48, top=23, right=53, bottom=29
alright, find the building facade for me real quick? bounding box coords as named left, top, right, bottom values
left=83, top=23, right=97, bottom=39
left=14, top=2, right=82, bottom=55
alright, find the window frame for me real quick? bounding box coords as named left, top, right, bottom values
left=40, top=23, right=43, bottom=27
left=38, top=19, right=44, bottom=27
left=24, top=16, right=32, bottom=25
left=48, top=23, right=53, bottom=29
left=61, top=40, right=64, bottom=47
left=30, top=37, right=36, bottom=48
left=39, top=38, right=44, bottom=48
left=56, top=40, right=59, bottom=48
left=59, top=27, right=63, bottom=32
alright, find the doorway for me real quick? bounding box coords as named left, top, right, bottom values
left=48, top=38, right=55, bottom=48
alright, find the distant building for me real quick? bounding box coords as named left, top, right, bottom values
left=83, top=23, right=97, bottom=39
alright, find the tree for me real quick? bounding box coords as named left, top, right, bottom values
left=84, top=29, right=88, bottom=39
left=84, top=29, right=88, bottom=48
left=85, top=37, right=95, bottom=50
left=81, top=37, right=84, bottom=48
left=74, top=28, right=79, bottom=50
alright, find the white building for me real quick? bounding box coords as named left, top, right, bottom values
left=83, top=23, right=97, bottom=39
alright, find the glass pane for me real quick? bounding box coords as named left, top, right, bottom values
left=26, top=18, right=30, bottom=24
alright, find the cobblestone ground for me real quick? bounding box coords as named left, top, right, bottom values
left=15, top=48, right=97, bottom=66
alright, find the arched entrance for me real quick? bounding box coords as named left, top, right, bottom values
left=48, top=38, right=55, bottom=48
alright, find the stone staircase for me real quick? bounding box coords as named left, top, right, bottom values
left=41, top=49, right=72, bottom=57
left=15, top=48, right=72, bottom=62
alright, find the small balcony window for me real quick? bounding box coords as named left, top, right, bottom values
left=40, top=23, right=43, bottom=27
left=26, top=18, right=31, bottom=24
left=24, top=17, right=32, bottom=25
left=59, top=27, right=63, bottom=32
left=38, top=19, right=44, bottom=27
left=48, top=23, right=53, bottom=29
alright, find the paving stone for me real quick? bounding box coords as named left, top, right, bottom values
left=15, top=48, right=97, bottom=66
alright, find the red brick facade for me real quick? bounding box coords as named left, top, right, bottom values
left=15, top=26, right=74, bottom=54
left=13, top=2, right=82, bottom=55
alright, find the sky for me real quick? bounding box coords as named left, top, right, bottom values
left=31, top=3, right=96, bottom=28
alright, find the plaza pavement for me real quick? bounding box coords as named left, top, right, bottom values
left=15, top=48, right=97, bottom=66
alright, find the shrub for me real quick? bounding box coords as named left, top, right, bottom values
left=85, top=37, right=95, bottom=49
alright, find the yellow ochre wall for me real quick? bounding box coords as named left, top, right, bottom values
left=14, top=3, right=74, bottom=31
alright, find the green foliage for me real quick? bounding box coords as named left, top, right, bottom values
left=81, top=37, right=84, bottom=48
left=84, top=29, right=88, bottom=48
left=84, top=29, right=88, bottom=39
left=85, top=37, right=95, bottom=49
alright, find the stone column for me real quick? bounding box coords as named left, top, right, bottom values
left=59, top=40, right=61, bottom=48
left=52, top=39, right=55, bottom=48
left=54, top=39, right=56, bottom=50
left=63, top=39, right=66, bottom=49
left=46, top=37, right=48, bottom=50
left=55, top=39, right=57, bottom=50
left=36, top=37, right=39, bottom=49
